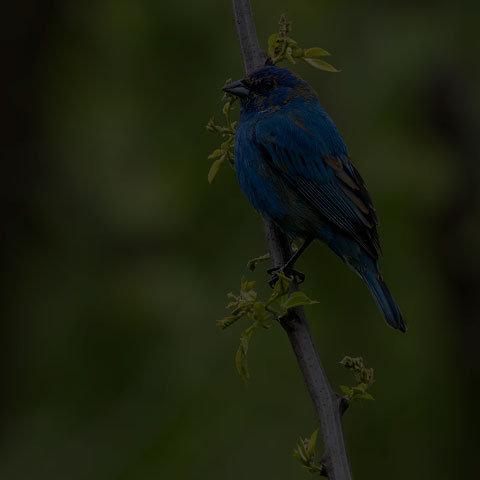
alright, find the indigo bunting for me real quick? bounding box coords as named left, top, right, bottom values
left=223, top=65, right=406, bottom=332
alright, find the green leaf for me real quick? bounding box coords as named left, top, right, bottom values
left=292, top=48, right=304, bottom=58
left=304, top=47, right=330, bottom=57
left=272, top=270, right=292, bottom=297
left=268, top=33, right=279, bottom=58
left=268, top=33, right=279, bottom=50
left=217, top=315, right=239, bottom=329
left=353, top=393, right=375, bottom=401
left=353, top=383, right=368, bottom=393
left=208, top=149, right=222, bottom=160
left=235, top=328, right=254, bottom=380
left=220, top=139, right=232, bottom=151
left=252, top=302, right=269, bottom=323
left=340, top=385, right=351, bottom=395
left=307, top=429, right=318, bottom=457
left=241, top=277, right=256, bottom=292
left=208, top=157, right=224, bottom=183
left=296, top=439, right=308, bottom=462
left=282, top=291, right=319, bottom=310
left=303, top=58, right=340, bottom=72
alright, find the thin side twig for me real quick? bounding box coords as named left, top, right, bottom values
left=230, top=1, right=354, bottom=479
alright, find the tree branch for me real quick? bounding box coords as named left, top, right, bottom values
left=230, top=1, right=354, bottom=478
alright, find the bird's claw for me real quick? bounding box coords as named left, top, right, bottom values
left=267, top=266, right=306, bottom=288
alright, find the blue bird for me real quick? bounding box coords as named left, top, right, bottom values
left=222, top=65, right=406, bottom=332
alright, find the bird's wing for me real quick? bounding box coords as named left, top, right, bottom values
left=254, top=114, right=381, bottom=258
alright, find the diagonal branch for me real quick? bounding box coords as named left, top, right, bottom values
left=230, top=1, right=354, bottom=479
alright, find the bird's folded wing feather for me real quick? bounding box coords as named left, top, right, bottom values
left=254, top=114, right=381, bottom=258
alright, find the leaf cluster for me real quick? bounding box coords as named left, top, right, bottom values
left=206, top=90, right=237, bottom=183
left=218, top=272, right=318, bottom=380
left=339, top=356, right=375, bottom=402
left=267, top=14, right=339, bottom=72
left=293, top=429, right=325, bottom=475
left=293, top=356, right=375, bottom=475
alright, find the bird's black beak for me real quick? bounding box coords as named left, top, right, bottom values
left=222, top=79, right=250, bottom=98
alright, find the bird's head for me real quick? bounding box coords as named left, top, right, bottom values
left=222, top=65, right=317, bottom=114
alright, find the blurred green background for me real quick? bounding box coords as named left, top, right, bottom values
left=3, top=1, right=480, bottom=479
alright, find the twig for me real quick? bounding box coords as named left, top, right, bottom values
left=230, top=1, right=354, bottom=478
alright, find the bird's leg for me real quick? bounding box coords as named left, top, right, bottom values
left=267, top=237, right=314, bottom=288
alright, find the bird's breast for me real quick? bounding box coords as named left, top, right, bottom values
left=235, top=131, right=285, bottom=220
left=234, top=121, right=324, bottom=238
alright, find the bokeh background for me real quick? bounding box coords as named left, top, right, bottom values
left=3, top=1, right=480, bottom=479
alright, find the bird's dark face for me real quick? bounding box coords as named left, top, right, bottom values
left=222, top=66, right=316, bottom=114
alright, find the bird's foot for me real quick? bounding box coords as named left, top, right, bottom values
left=267, top=266, right=306, bottom=288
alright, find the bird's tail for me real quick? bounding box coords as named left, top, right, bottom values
left=360, top=270, right=407, bottom=332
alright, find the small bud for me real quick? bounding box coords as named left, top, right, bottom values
left=206, top=117, right=217, bottom=133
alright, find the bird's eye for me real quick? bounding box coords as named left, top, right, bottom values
left=263, top=80, right=274, bottom=90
